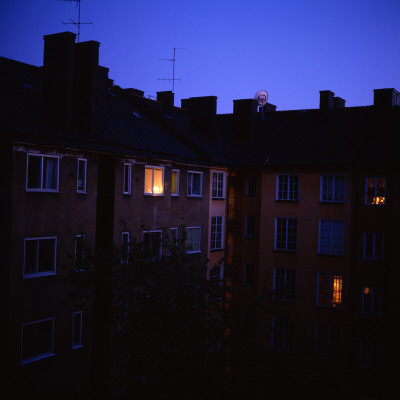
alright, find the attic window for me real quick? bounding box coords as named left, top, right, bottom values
left=21, top=81, right=33, bottom=90
left=132, top=112, right=142, bottom=119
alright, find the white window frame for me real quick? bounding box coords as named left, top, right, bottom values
left=23, top=237, right=57, bottom=278
left=245, top=215, right=256, bottom=239
left=363, top=232, right=384, bottom=260
left=273, top=267, right=296, bottom=301
left=144, top=166, right=164, bottom=196
left=317, top=272, right=343, bottom=308
left=187, top=171, right=203, bottom=197
left=320, top=175, right=346, bottom=203
left=26, top=153, right=59, bottom=192
left=142, top=230, right=163, bottom=260
left=276, top=174, right=299, bottom=201
left=185, top=226, right=201, bottom=253
left=171, top=169, right=180, bottom=196
left=318, top=219, right=344, bottom=255
left=72, top=311, right=83, bottom=349
left=361, top=287, right=383, bottom=315
left=21, top=317, right=55, bottom=364
left=77, top=158, right=87, bottom=193
left=123, top=163, right=132, bottom=195
left=121, top=232, right=130, bottom=264
left=365, top=177, right=386, bottom=205
left=274, top=217, right=298, bottom=252
left=212, top=171, right=225, bottom=199
left=74, top=234, right=86, bottom=270
left=211, top=216, right=224, bottom=250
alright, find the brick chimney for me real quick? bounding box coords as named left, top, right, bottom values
left=374, top=88, right=400, bottom=108
left=334, top=97, right=346, bottom=109
left=157, top=91, right=174, bottom=107
left=43, top=31, right=76, bottom=131
left=181, top=96, right=217, bottom=139
left=319, top=90, right=335, bottom=111
left=232, top=99, right=258, bottom=141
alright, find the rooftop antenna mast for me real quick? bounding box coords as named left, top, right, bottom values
left=61, top=0, right=92, bottom=42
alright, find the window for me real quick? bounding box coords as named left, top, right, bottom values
left=21, top=318, right=55, bottom=364
left=211, top=216, right=224, bottom=250
left=274, top=217, right=298, bottom=251
left=277, top=174, right=299, bottom=201
left=72, top=311, right=83, bottom=349
left=26, top=154, right=59, bottom=192
left=187, top=171, right=203, bottom=196
left=24, top=237, right=57, bottom=278
left=74, top=234, right=86, bottom=270
left=121, top=232, right=130, bottom=264
left=273, top=268, right=296, bottom=301
left=318, top=220, right=344, bottom=255
left=145, top=166, right=164, bottom=195
left=271, top=318, right=294, bottom=353
left=317, top=272, right=343, bottom=308
left=171, top=169, right=180, bottom=196
left=365, top=177, right=386, bottom=205
left=123, top=164, right=132, bottom=194
left=363, top=232, right=384, bottom=260
left=320, top=175, right=345, bottom=202
left=245, top=215, right=256, bottom=239
left=362, top=287, right=383, bottom=315
left=315, top=324, right=341, bottom=361
left=77, top=158, right=87, bottom=193
left=243, top=263, right=254, bottom=286
left=212, top=171, right=225, bottom=199
left=185, top=227, right=201, bottom=253
left=142, top=231, right=162, bottom=261
left=360, top=341, right=380, bottom=369
left=169, top=228, right=178, bottom=254
left=246, top=175, right=258, bottom=196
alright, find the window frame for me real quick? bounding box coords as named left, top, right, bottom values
left=317, top=272, right=343, bottom=308
left=77, top=158, right=87, bottom=193
left=318, top=219, right=345, bottom=255
left=276, top=174, right=299, bottom=201
left=320, top=175, right=346, bottom=203
left=212, top=171, right=225, bottom=199
left=171, top=169, right=180, bottom=196
left=142, top=230, right=163, bottom=261
left=365, top=177, right=386, bottom=205
left=363, top=232, right=384, bottom=260
left=243, top=262, right=255, bottom=286
left=245, top=215, right=256, bottom=239
left=185, top=226, right=201, bottom=253
left=121, top=232, right=130, bottom=264
left=211, top=216, right=224, bottom=250
left=23, top=237, right=57, bottom=278
left=144, top=166, right=164, bottom=196
left=314, top=323, right=341, bottom=361
left=361, top=287, right=383, bottom=315
left=274, top=217, right=298, bottom=252
left=123, top=163, right=132, bottom=195
left=187, top=171, right=203, bottom=197
left=246, top=175, right=258, bottom=196
left=26, top=153, right=60, bottom=192
left=74, top=234, right=86, bottom=271
left=273, top=267, right=297, bottom=301
left=271, top=317, right=294, bottom=353
left=21, top=317, right=55, bottom=364
left=72, top=311, right=83, bottom=349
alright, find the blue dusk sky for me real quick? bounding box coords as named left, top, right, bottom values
left=1, top=0, right=400, bottom=114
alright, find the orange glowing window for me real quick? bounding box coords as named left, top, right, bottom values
left=365, top=177, right=386, bottom=205
left=145, top=166, right=164, bottom=195
left=318, top=272, right=343, bottom=308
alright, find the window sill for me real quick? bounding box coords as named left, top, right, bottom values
left=275, top=199, right=299, bottom=203
left=210, top=248, right=224, bottom=252
left=77, top=191, right=87, bottom=195
left=187, top=194, right=203, bottom=198
left=211, top=197, right=225, bottom=200
left=72, top=344, right=84, bottom=350
left=186, top=250, right=202, bottom=254
left=317, top=253, right=344, bottom=257
left=319, top=201, right=345, bottom=204
left=21, top=352, right=55, bottom=365
left=273, top=249, right=298, bottom=253
left=26, top=189, right=59, bottom=193
left=23, top=272, right=57, bottom=279
left=144, top=193, right=165, bottom=197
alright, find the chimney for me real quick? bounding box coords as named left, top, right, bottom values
left=97, top=66, right=110, bottom=106
left=232, top=99, right=258, bottom=141
left=73, top=40, right=100, bottom=136
left=320, top=90, right=335, bottom=111
left=43, top=31, right=76, bottom=131
left=181, top=96, right=217, bottom=139
left=157, top=91, right=174, bottom=107
left=374, top=88, right=400, bottom=108
left=334, top=97, right=346, bottom=109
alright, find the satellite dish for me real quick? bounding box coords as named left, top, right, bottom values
left=254, top=90, right=268, bottom=107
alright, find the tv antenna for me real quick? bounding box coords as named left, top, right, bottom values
left=254, top=90, right=269, bottom=119
left=61, top=0, right=93, bottom=43
left=158, top=47, right=183, bottom=92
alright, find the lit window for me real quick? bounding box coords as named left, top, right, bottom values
left=187, top=171, right=203, bottom=196
left=315, top=324, right=341, bottom=360
left=274, top=217, right=298, bottom=251
left=74, top=234, right=86, bottom=270
left=26, top=154, right=59, bottom=192
left=320, top=175, right=345, bottom=202
left=363, top=232, right=384, bottom=260
left=361, top=287, right=383, bottom=314
left=142, top=231, right=162, bottom=261
left=211, top=216, right=223, bottom=250
left=21, top=318, right=55, bottom=364
left=77, top=158, right=87, bottom=193
left=121, top=232, right=130, bottom=264
left=145, top=166, right=164, bottom=195
left=212, top=171, right=225, bottom=199
left=245, top=215, right=256, bottom=239
left=24, top=237, right=57, bottom=278
left=123, top=164, right=132, bottom=194
left=72, top=311, right=83, bottom=349
left=365, top=177, right=386, bottom=205
left=273, top=268, right=296, bottom=301
left=317, top=272, right=342, bottom=308
left=171, top=169, right=180, bottom=196
left=277, top=174, right=299, bottom=201
left=318, top=220, right=344, bottom=255
left=185, top=227, right=201, bottom=253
